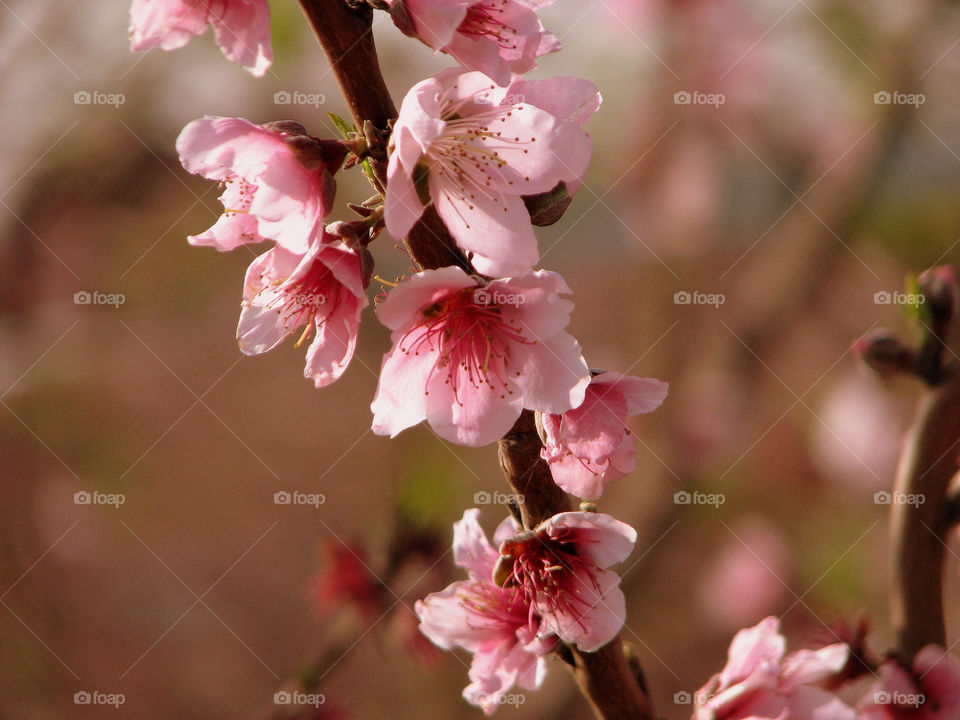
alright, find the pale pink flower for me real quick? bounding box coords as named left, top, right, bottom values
left=390, top=0, right=560, bottom=86
left=496, top=511, right=636, bottom=652
left=177, top=116, right=339, bottom=253
left=694, top=616, right=854, bottom=720
left=370, top=266, right=590, bottom=446
left=238, top=229, right=367, bottom=388
left=857, top=646, right=960, bottom=720
left=416, top=509, right=556, bottom=715
left=385, top=70, right=600, bottom=277
left=540, top=371, right=668, bottom=499
left=129, top=0, right=272, bottom=76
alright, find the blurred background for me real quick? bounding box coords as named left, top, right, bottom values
left=2, top=0, right=960, bottom=717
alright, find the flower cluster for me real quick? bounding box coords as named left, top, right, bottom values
left=133, top=0, right=667, bottom=714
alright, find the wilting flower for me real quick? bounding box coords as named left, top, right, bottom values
left=390, top=0, right=560, bottom=86
left=238, top=229, right=367, bottom=387
left=129, top=0, right=272, bottom=76
left=384, top=70, right=599, bottom=277
left=540, top=371, right=668, bottom=500
left=694, top=616, right=854, bottom=720
left=177, top=116, right=340, bottom=253
left=416, top=509, right=556, bottom=715
left=495, top=511, right=636, bottom=652
left=370, top=266, right=590, bottom=446
left=857, top=645, right=960, bottom=720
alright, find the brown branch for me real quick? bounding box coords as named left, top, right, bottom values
left=499, top=411, right=656, bottom=720
left=891, top=367, right=960, bottom=658
left=297, top=4, right=650, bottom=714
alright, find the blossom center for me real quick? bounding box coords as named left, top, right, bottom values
left=400, top=287, right=530, bottom=403
left=265, top=259, right=340, bottom=345
left=458, top=1, right=519, bottom=50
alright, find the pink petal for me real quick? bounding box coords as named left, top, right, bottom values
left=209, top=0, right=272, bottom=77
left=545, top=512, right=637, bottom=567
left=541, top=567, right=624, bottom=651
left=506, top=76, right=602, bottom=127
left=424, top=369, right=525, bottom=446
left=176, top=115, right=282, bottom=181
left=374, top=266, right=476, bottom=331
left=370, top=332, right=435, bottom=438
left=303, top=300, right=360, bottom=388
left=453, top=508, right=498, bottom=580
left=509, top=332, right=590, bottom=414
left=402, top=0, right=471, bottom=48
left=492, top=270, right=574, bottom=340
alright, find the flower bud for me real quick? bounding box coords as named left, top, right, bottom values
left=919, top=265, right=958, bottom=335
left=853, top=330, right=914, bottom=376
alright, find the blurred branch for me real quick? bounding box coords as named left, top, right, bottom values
left=890, top=368, right=960, bottom=657
left=499, top=411, right=656, bottom=720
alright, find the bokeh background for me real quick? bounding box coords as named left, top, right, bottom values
left=2, top=0, right=960, bottom=717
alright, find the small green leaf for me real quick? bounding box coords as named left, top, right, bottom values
left=328, top=112, right=354, bottom=139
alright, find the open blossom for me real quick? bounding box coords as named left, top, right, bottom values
left=416, top=509, right=556, bottom=715
left=177, top=116, right=340, bottom=253
left=238, top=229, right=367, bottom=388
left=694, top=617, right=854, bottom=720
left=390, top=0, right=560, bottom=87
left=385, top=70, right=600, bottom=277
left=129, top=0, right=272, bottom=76
left=540, top=371, right=668, bottom=500
left=495, top=511, right=637, bottom=651
left=857, top=645, right=960, bottom=720
left=370, top=266, right=590, bottom=446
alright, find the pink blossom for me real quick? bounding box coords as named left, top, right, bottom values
left=416, top=509, right=556, bottom=715
left=385, top=70, right=599, bottom=277
left=238, top=229, right=367, bottom=388
left=857, top=646, right=960, bottom=720
left=391, top=0, right=560, bottom=87
left=129, top=0, right=272, bottom=76
left=540, top=371, right=668, bottom=499
left=496, top=511, right=637, bottom=652
left=694, top=616, right=854, bottom=720
left=177, top=116, right=339, bottom=253
left=370, top=266, right=590, bottom=446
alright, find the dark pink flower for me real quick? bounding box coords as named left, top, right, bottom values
left=238, top=229, right=367, bottom=387
left=129, top=0, right=272, bottom=76
left=857, top=646, right=960, bottom=720
left=694, top=617, right=854, bottom=720
left=385, top=70, right=599, bottom=277
left=370, top=266, right=590, bottom=446
left=495, top=511, right=636, bottom=652
left=416, top=509, right=555, bottom=714
left=177, top=116, right=338, bottom=253
left=540, top=371, right=668, bottom=499
left=391, top=0, right=559, bottom=86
